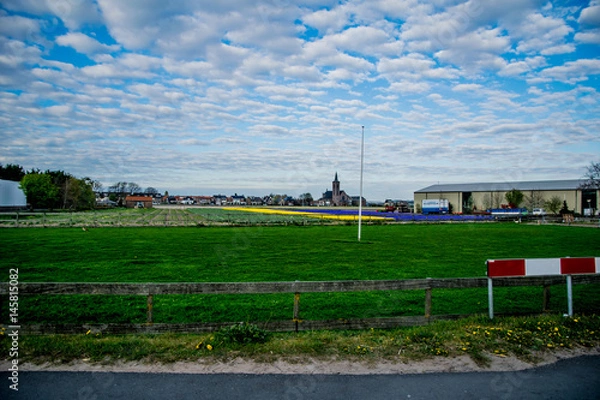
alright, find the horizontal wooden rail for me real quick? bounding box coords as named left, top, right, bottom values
left=2, top=275, right=599, bottom=296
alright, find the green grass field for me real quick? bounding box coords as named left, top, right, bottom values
left=1, top=223, right=599, bottom=326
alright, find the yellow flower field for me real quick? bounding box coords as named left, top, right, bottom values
left=227, top=207, right=392, bottom=221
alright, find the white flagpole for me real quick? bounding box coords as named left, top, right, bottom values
left=358, top=125, right=364, bottom=242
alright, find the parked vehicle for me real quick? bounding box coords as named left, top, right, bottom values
left=422, top=199, right=449, bottom=215
left=489, top=208, right=528, bottom=216
left=532, top=208, right=546, bottom=216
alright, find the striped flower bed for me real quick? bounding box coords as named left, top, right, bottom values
left=230, top=207, right=494, bottom=222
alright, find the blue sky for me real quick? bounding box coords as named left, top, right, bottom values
left=1, top=0, right=599, bottom=201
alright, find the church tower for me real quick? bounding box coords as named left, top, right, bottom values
left=332, top=172, right=340, bottom=205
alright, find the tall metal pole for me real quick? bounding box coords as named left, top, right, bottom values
left=358, top=125, right=364, bottom=242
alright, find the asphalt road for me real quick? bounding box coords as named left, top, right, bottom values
left=1, top=355, right=599, bottom=400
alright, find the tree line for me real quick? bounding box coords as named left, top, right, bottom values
left=0, top=164, right=97, bottom=210
left=0, top=164, right=153, bottom=210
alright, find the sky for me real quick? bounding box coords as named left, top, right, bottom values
left=1, top=0, right=599, bottom=201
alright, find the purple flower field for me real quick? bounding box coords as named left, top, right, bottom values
left=292, top=209, right=494, bottom=222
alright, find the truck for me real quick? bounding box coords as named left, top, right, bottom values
left=488, top=208, right=528, bottom=216
left=383, top=199, right=412, bottom=213
left=421, top=199, right=449, bottom=215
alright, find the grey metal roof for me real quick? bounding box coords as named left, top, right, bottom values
left=415, top=179, right=586, bottom=193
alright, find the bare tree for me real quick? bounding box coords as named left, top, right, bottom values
left=492, top=192, right=504, bottom=208
left=525, top=190, right=545, bottom=210
left=126, top=182, right=142, bottom=194
left=581, top=161, right=600, bottom=189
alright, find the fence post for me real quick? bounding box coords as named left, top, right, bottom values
left=424, top=278, right=432, bottom=320
left=488, top=278, right=494, bottom=319
left=566, top=275, right=573, bottom=317
left=543, top=284, right=551, bottom=312
left=147, top=294, right=153, bottom=324
left=293, top=292, right=301, bottom=333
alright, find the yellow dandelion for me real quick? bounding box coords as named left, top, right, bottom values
left=206, top=344, right=213, bottom=351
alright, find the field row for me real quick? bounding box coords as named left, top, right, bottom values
left=2, top=206, right=589, bottom=228
left=0, top=207, right=327, bottom=227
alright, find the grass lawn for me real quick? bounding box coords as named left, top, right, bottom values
left=1, top=224, right=599, bottom=325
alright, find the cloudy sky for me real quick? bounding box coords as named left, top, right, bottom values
left=1, top=0, right=599, bottom=200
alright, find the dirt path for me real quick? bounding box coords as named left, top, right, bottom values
left=4, top=347, right=598, bottom=375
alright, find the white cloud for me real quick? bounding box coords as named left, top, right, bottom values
left=434, top=28, right=509, bottom=71
left=56, top=32, right=120, bottom=54
left=322, top=25, right=403, bottom=56
left=579, top=5, right=600, bottom=27
left=452, top=83, right=483, bottom=92
left=377, top=53, right=459, bottom=82
left=575, top=29, right=600, bottom=44
left=80, top=64, right=154, bottom=80
left=1, top=0, right=101, bottom=30
left=513, top=15, right=573, bottom=55
left=539, top=59, right=600, bottom=83
left=0, top=14, right=41, bottom=41
left=302, top=6, right=350, bottom=34
left=388, top=81, right=431, bottom=93
left=499, top=56, right=547, bottom=76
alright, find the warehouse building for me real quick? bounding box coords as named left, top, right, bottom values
left=414, top=179, right=597, bottom=215
left=0, top=179, right=27, bottom=210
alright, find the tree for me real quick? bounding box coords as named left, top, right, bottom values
left=109, top=182, right=128, bottom=194
left=89, top=179, right=103, bottom=193
left=108, top=181, right=141, bottom=206
left=43, top=169, right=74, bottom=209
left=64, top=177, right=95, bottom=210
left=145, top=187, right=159, bottom=195
left=505, top=189, right=524, bottom=208
left=524, top=190, right=545, bottom=210
left=127, top=182, right=142, bottom=194
left=20, top=173, right=60, bottom=210
left=560, top=200, right=571, bottom=216
left=545, top=196, right=562, bottom=215
left=299, top=193, right=313, bottom=205
left=0, top=164, right=26, bottom=181
left=581, top=161, right=600, bottom=189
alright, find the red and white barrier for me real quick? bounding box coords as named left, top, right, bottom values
left=486, top=257, right=599, bottom=318
left=487, top=257, right=600, bottom=278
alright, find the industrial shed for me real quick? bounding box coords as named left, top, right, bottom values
left=414, top=179, right=597, bottom=215
left=0, top=179, right=27, bottom=209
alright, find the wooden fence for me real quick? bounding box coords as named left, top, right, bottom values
left=2, top=275, right=599, bottom=335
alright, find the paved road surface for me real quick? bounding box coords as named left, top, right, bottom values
left=1, top=355, right=599, bottom=400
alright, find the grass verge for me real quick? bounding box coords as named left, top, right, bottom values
left=2, top=314, right=598, bottom=368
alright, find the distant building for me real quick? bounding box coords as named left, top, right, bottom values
left=125, top=196, right=153, bottom=209
left=318, top=173, right=365, bottom=206
left=0, top=179, right=27, bottom=209
left=414, top=179, right=597, bottom=215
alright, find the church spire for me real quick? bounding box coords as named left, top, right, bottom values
left=332, top=172, right=340, bottom=202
